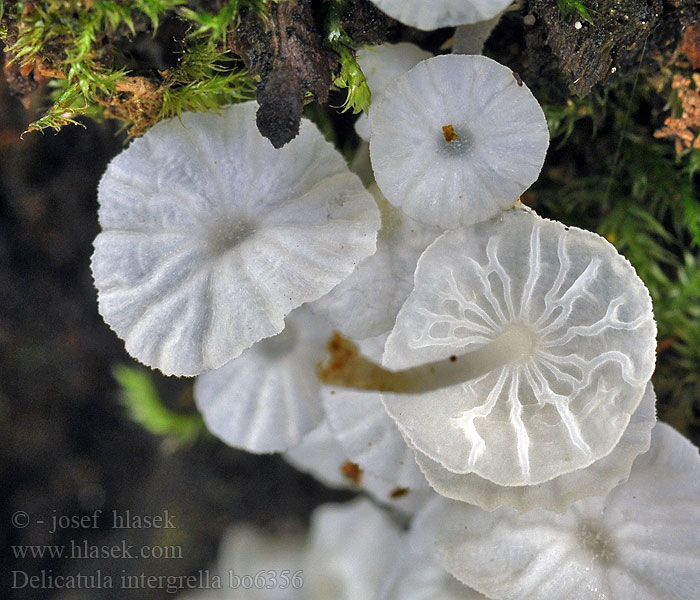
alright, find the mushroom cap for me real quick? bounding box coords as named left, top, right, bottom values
left=355, top=43, right=433, bottom=142
left=193, top=306, right=332, bottom=453
left=303, top=499, right=403, bottom=600
left=322, top=334, right=430, bottom=489
left=370, top=0, right=513, bottom=30
left=381, top=496, right=489, bottom=600
left=382, top=209, right=656, bottom=486
left=92, top=101, right=380, bottom=376
left=435, top=423, right=700, bottom=600
left=312, top=186, right=440, bottom=338
left=369, top=55, right=549, bottom=229
left=411, top=382, right=657, bottom=512
left=284, top=421, right=432, bottom=514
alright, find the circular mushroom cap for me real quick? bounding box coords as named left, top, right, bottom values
left=92, top=101, right=380, bottom=376
left=193, top=307, right=331, bottom=453
left=370, top=0, right=512, bottom=30
left=312, top=187, right=440, bottom=338
left=435, top=423, right=700, bottom=600
left=412, top=382, right=657, bottom=512
left=322, top=334, right=430, bottom=489
left=382, top=209, right=656, bottom=485
left=355, top=43, right=433, bottom=142
left=370, top=55, right=549, bottom=229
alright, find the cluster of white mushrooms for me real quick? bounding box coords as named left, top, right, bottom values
left=92, top=3, right=700, bottom=597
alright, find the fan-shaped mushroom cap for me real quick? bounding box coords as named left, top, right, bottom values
left=411, top=382, right=657, bottom=512
left=355, top=43, right=433, bottom=142
left=435, top=423, right=700, bottom=600
left=381, top=496, right=489, bottom=600
left=193, top=306, right=332, bottom=453
left=322, top=334, right=429, bottom=489
left=285, top=421, right=432, bottom=514
left=370, top=0, right=513, bottom=30
left=312, top=186, right=441, bottom=339
left=92, top=101, right=380, bottom=376
left=382, top=209, right=656, bottom=486
left=369, top=55, right=549, bottom=229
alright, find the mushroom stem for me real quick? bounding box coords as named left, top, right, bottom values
left=318, top=325, right=533, bottom=394
left=451, top=12, right=504, bottom=56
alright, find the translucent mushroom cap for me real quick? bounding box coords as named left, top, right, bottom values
left=92, top=101, right=379, bottom=376
left=369, top=55, right=549, bottom=229
left=382, top=209, right=656, bottom=486
left=435, top=423, right=700, bottom=600
left=411, top=382, right=657, bottom=512
left=355, top=43, right=433, bottom=142
left=370, top=0, right=513, bottom=30
left=193, top=306, right=332, bottom=453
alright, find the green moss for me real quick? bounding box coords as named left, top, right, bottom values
left=536, top=69, right=700, bottom=440
left=325, top=0, right=370, bottom=114
left=1, top=0, right=268, bottom=134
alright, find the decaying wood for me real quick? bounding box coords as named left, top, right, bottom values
left=229, top=0, right=336, bottom=148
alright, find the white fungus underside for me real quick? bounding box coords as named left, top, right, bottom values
left=411, top=382, right=656, bottom=512
left=193, top=306, right=332, bottom=453
left=370, top=0, right=513, bottom=30
left=435, top=423, right=700, bottom=600
left=355, top=43, right=433, bottom=142
left=370, top=55, right=549, bottom=229
left=284, top=421, right=432, bottom=514
left=382, top=209, right=656, bottom=486
left=312, top=189, right=440, bottom=338
left=322, top=334, right=430, bottom=488
left=92, top=102, right=379, bottom=376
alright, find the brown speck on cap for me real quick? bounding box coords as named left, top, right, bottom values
left=442, top=124, right=458, bottom=142
left=341, top=460, right=363, bottom=485
left=389, top=487, right=410, bottom=498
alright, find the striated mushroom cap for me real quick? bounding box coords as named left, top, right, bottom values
left=411, top=382, right=657, bottom=512
left=382, top=208, right=656, bottom=486
left=435, top=422, right=700, bottom=600
left=370, top=0, right=513, bottom=31
left=355, top=43, right=433, bottom=142
left=370, top=55, right=549, bottom=229
left=92, top=101, right=379, bottom=376
left=193, top=306, right=332, bottom=453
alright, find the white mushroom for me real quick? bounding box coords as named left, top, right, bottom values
left=193, top=306, right=332, bottom=453
left=369, top=54, right=549, bottom=229
left=303, top=499, right=403, bottom=599
left=284, top=421, right=432, bottom=514
left=321, top=334, right=430, bottom=491
left=92, top=101, right=380, bottom=376
left=435, top=422, right=700, bottom=600
left=355, top=43, right=433, bottom=142
left=312, top=186, right=440, bottom=339
left=381, top=495, right=489, bottom=600
left=369, top=0, right=513, bottom=31
left=321, top=209, right=656, bottom=486
left=179, top=499, right=402, bottom=600
left=411, top=382, right=657, bottom=512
